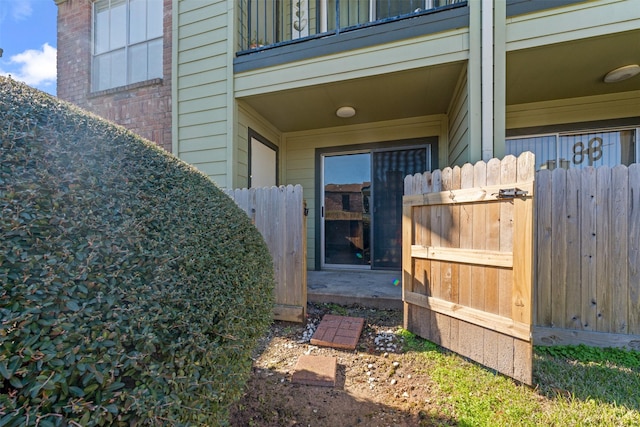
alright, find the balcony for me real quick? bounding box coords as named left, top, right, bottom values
left=237, top=0, right=465, bottom=54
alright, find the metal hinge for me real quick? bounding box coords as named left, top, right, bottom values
left=496, top=188, right=529, bottom=199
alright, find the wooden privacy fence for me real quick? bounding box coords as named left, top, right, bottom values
left=225, top=185, right=307, bottom=323
left=535, top=164, right=640, bottom=349
left=403, top=153, right=535, bottom=385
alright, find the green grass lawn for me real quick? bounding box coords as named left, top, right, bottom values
left=400, top=330, right=640, bottom=426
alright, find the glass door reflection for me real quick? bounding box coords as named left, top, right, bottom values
left=323, top=153, right=371, bottom=267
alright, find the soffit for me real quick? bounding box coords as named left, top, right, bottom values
left=506, top=29, right=640, bottom=105
left=239, top=62, right=465, bottom=133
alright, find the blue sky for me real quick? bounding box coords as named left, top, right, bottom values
left=0, top=0, right=58, bottom=95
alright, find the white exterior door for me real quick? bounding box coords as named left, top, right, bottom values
left=250, top=135, right=277, bottom=188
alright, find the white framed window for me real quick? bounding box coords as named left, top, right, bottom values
left=92, top=0, right=163, bottom=92
left=506, top=128, right=639, bottom=170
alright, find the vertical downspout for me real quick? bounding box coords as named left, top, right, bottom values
left=226, top=0, right=237, bottom=189
left=493, top=0, right=506, bottom=159
left=481, top=0, right=494, bottom=161
left=468, top=0, right=482, bottom=162
left=171, top=0, right=178, bottom=157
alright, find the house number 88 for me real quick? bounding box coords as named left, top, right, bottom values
left=572, top=137, right=603, bottom=166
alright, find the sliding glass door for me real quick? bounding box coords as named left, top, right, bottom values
left=372, top=148, right=426, bottom=269
left=322, top=146, right=428, bottom=270
left=322, top=153, right=371, bottom=267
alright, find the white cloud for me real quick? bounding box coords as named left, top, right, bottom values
left=0, top=43, right=57, bottom=91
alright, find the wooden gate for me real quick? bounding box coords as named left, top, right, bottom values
left=226, top=185, right=307, bottom=323
left=402, top=153, right=535, bottom=384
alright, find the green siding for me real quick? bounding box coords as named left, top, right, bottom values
left=178, top=122, right=227, bottom=140
left=448, top=65, right=469, bottom=167
left=178, top=136, right=219, bottom=152
left=180, top=148, right=227, bottom=164
left=178, top=2, right=227, bottom=25
left=179, top=39, right=227, bottom=63
left=506, top=90, right=640, bottom=130
left=178, top=71, right=225, bottom=89
left=175, top=0, right=231, bottom=186
left=179, top=95, right=227, bottom=114
left=178, top=81, right=227, bottom=101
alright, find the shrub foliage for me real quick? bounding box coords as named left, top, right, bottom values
left=0, top=77, right=274, bottom=426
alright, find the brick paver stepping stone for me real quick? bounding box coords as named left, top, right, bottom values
left=310, top=314, right=365, bottom=350
left=291, top=355, right=337, bottom=387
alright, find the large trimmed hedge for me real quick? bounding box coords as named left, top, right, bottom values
left=0, top=77, right=274, bottom=426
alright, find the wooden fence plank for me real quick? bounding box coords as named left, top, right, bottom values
left=417, top=173, right=433, bottom=303
left=595, top=167, right=611, bottom=332
left=513, top=152, right=535, bottom=386
left=513, top=152, right=535, bottom=326
left=535, top=170, right=552, bottom=326
left=454, top=165, right=473, bottom=356
left=611, top=166, right=629, bottom=334
left=498, top=155, right=517, bottom=377
left=430, top=170, right=443, bottom=301
left=441, top=167, right=454, bottom=303
left=580, top=167, right=597, bottom=331
left=629, top=164, right=640, bottom=335
left=404, top=173, right=431, bottom=335
left=485, top=158, right=501, bottom=315
left=459, top=164, right=475, bottom=309
left=420, top=173, right=434, bottom=297
left=565, top=169, right=581, bottom=330
left=458, top=163, right=477, bottom=359
left=402, top=200, right=414, bottom=329
left=551, top=168, right=567, bottom=328
left=449, top=167, right=462, bottom=352
left=471, top=161, right=487, bottom=311
left=286, top=186, right=303, bottom=308
left=436, top=167, right=454, bottom=349
left=499, top=156, right=516, bottom=318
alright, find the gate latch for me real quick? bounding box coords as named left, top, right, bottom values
left=496, top=188, right=528, bottom=199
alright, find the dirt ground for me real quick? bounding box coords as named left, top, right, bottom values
left=228, top=303, right=455, bottom=427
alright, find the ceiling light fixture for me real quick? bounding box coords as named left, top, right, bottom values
left=603, top=64, right=640, bottom=83
left=336, top=106, right=356, bottom=118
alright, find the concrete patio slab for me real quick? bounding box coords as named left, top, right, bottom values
left=291, top=355, right=337, bottom=387
left=307, top=270, right=402, bottom=310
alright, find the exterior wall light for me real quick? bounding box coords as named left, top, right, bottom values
left=336, top=106, right=356, bottom=118
left=604, top=64, right=640, bottom=83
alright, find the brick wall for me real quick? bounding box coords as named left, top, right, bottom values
left=56, top=0, right=172, bottom=153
